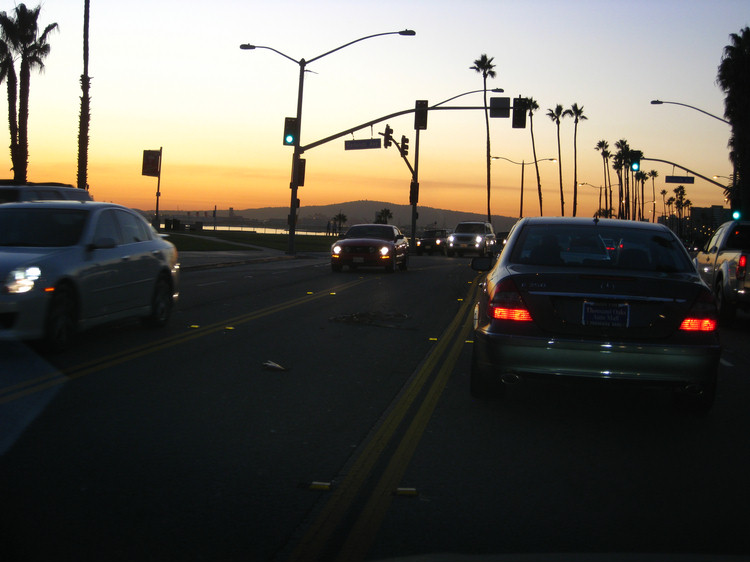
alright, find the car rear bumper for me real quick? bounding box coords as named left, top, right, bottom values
left=473, top=329, right=721, bottom=386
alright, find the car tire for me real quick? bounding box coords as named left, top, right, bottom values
left=399, top=254, right=408, bottom=271
left=44, top=284, right=77, bottom=353
left=143, top=276, right=172, bottom=328
left=331, top=263, right=342, bottom=272
left=470, top=349, right=505, bottom=400
left=714, top=278, right=735, bottom=323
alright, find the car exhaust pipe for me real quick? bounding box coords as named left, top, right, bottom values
left=683, top=384, right=704, bottom=395
left=501, top=374, right=520, bottom=385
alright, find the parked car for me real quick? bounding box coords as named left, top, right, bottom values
left=416, top=228, right=450, bottom=255
left=447, top=221, right=496, bottom=256
left=0, top=201, right=179, bottom=352
left=693, top=220, right=750, bottom=322
left=0, top=181, right=92, bottom=203
left=470, top=217, right=721, bottom=413
left=331, top=224, right=409, bottom=272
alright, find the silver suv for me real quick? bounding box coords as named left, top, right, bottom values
left=447, top=221, right=496, bottom=256
left=0, top=182, right=92, bottom=203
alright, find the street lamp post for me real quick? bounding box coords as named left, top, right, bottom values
left=493, top=156, right=555, bottom=218
left=241, top=30, right=416, bottom=255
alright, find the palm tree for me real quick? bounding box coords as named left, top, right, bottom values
left=524, top=97, right=544, bottom=216
left=648, top=170, right=659, bottom=222
left=563, top=103, right=587, bottom=216
left=375, top=208, right=392, bottom=224
left=0, top=15, right=20, bottom=177
left=333, top=212, right=347, bottom=234
left=547, top=104, right=566, bottom=216
left=77, top=0, right=91, bottom=191
left=717, top=27, right=750, bottom=216
left=634, top=170, right=647, bottom=220
left=660, top=189, right=668, bottom=218
left=0, top=4, right=57, bottom=183
left=595, top=140, right=610, bottom=216
left=470, top=54, right=496, bottom=222
left=614, top=139, right=630, bottom=218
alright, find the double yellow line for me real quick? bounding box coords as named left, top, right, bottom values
left=0, top=278, right=367, bottom=405
left=290, top=280, right=479, bottom=561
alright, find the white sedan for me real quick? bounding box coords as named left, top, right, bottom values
left=0, top=201, right=179, bottom=351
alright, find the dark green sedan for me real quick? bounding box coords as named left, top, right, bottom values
left=470, top=217, right=721, bottom=413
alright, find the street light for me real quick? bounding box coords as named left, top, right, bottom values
left=650, top=99, right=729, bottom=125
left=240, top=29, right=416, bottom=255
left=493, top=156, right=555, bottom=218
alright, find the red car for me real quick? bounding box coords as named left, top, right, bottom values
left=331, top=224, right=409, bottom=272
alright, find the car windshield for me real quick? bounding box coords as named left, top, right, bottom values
left=0, top=207, right=89, bottom=247
left=510, top=223, right=694, bottom=272
left=455, top=223, right=485, bottom=234
left=345, top=225, right=395, bottom=240
left=424, top=230, right=445, bottom=237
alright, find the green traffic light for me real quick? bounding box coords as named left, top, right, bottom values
left=284, top=134, right=295, bottom=145
left=732, top=209, right=741, bottom=220
left=630, top=161, right=640, bottom=172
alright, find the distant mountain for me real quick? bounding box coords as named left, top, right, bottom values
left=232, top=200, right=519, bottom=233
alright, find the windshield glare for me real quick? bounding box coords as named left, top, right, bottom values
left=0, top=208, right=89, bottom=247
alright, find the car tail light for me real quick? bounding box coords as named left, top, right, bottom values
left=737, top=254, right=747, bottom=281
left=489, top=278, right=532, bottom=322
left=679, top=290, right=718, bottom=332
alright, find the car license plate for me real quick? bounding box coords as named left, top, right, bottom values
left=582, top=301, right=630, bottom=328
left=353, top=257, right=364, bottom=263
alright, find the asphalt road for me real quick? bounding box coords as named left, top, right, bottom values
left=1, top=254, right=749, bottom=561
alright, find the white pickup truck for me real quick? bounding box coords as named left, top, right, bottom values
left=694, top=220, right=750, bottom=321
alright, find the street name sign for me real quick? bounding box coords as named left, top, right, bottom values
left=344, top=138, right=381, bottom=150
left=665, top=175, right=695, bottom=184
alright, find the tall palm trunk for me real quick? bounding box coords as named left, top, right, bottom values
left=17, top=58, right=30, bottom=183
left=555, top=123, right=564, bottom=216
left=482, top=77, right=491, bottom=222
left=529, top=112, right=543, bottom=216
left=77, top=0, right=91, bottom=190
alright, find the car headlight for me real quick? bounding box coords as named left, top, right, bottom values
left=5, top=266, right=42, bottom=294
left=475, top=235, right=484, bottom=244
left=379, top=246, right=390, bottom=256
left=448, top=235, right=455, bottom=242
left=332, top=245, right=342, bottom=255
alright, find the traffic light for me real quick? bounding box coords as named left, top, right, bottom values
left=732, top=209, right=742, bottom=220
left=630, top=158, right=640, bottom=172
left=414, top=100, right=428, bottom=130
left=401, top=135, right=409, bottom=156
left=383, top=125, right=393, bottom=148
left=283, top=117, right=298, bottom=146
left=512, top=98, right=528, bottom=129
left=409, top=180, right=419, bottom=205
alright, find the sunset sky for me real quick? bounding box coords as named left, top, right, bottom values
left=5, top=0, right=748, bottom=220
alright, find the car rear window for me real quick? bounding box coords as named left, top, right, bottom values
left=0, top=208, right=89, bottom=247
left=510, top=224, right=694, bottom=273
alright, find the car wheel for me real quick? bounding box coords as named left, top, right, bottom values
left=143, top=276, right=172, bottom=327
left=470, top=348, right=505, bottom=400
left=399, top=254, right=408, bottom=271
left=331, top=263, right=342, bottom=272
left=44, top=284, right=77, bottom=353
left=673, top=369, right=717, bottom=415
left=714, top=278, right=735, bottom=323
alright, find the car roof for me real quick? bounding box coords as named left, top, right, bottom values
left=517, top=216, right=672, bottom=232
left=0, top=200, right=129, bottom=211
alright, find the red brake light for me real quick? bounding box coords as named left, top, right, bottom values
left=679, top=318, right=718, bottom=332
left=737, top=254, right=747, bottom=281
left=489, top=278, right=533, bottom=322
left=679, top=290, right=718, bottom=332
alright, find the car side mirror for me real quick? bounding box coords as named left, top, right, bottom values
left=88, top=237, right=116, bottom=250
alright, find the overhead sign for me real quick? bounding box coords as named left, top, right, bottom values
left=344, top=138, right=381, bottom=150
left=142, top=149, right=161, bottom=177
left=490, top=97, right=510, bottom=118
left=665, top=175, right=695, bottom=184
